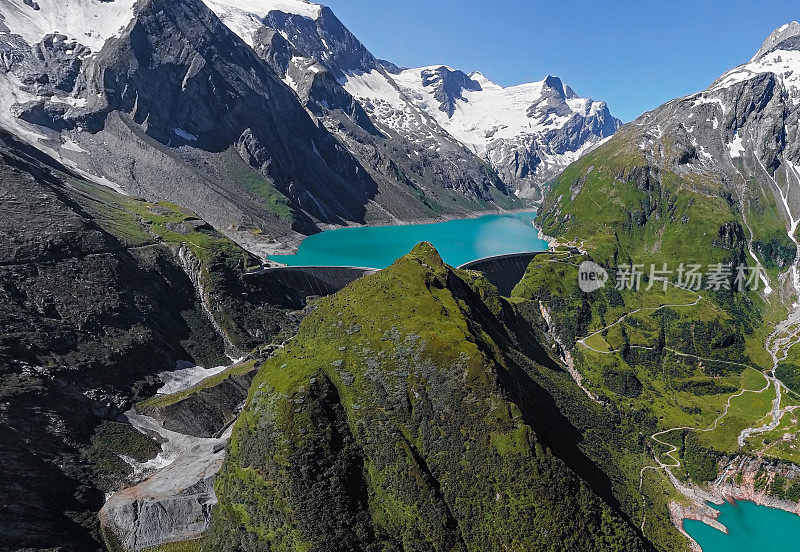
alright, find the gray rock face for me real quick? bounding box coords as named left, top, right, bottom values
left=252, top=5, right=515, bottom=207
left=526, top=75, right=576, bottom=120
left=418, top=65, right=483, bottom=117
left=24, top=33, right=88, bottom=93
left=253, top=26, right=379, bottom=136
left=0, top=32, right=86, bottom=90
left=139, top=369, right=254, bottom=438
left=0, top=0, right=519, bottom=260
left=0, top=124, right=329, bottom=550
left=614, top=27, right=800, bottom=251
left=102, top=475, right=218, bottom=552
left=752, top=21, right=800, bottom=61
left=0, top=128, right=230, bottom=552
left=84, top=0, right=382, bottom=233
left=263, top=6, right=379, bottom=79
left=540, top=21, right=800, bottom=281
left=0, top=31, right=90, bottom=130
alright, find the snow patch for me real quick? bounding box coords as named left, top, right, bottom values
left=115, top=409, right=232, bottom=483
left=341, top=69, right=443, bottom=140
left=156, top=361, right=231, bottom=396
left=343, top=69, right=405, bottom=108
left=173, top=127, right=198, bottom=142
left=0, top=0, right=137, bottom=52
left=468, top=71, right=502, bottom=90
left=203, top=0, right=322, bottom=44
left=728, top=132, right=746, bottom=158
left=692, top=94, right=728, bottom=115
left=710, top=49, right=800, bottom=105
left=52, top=96, right=88, bottom=108
left=61, top=138, right=86, bottom=153
left=697, top=144, right=713, bottom=161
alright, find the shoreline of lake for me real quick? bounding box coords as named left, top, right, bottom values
left=269, top=211, right=548, bottom=269
left=670, top=454, right=800, bottom=551
left=262, top=206, right=540, bottom=258
left=684, top=498, right=800, bottom=551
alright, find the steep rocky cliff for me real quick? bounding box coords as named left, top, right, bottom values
left=539, top=22, right=800, bottom=273
left=0, top=127, right=305, bottom=551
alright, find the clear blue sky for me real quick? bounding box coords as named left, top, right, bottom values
left=325, top=0, right=799, bottom=122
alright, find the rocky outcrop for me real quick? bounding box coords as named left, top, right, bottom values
left=538, top=301, right=602, bottom=404
left=175, top=245, right=245, bottom=360
left=0, top=129, right=230, bottom=551
left=712, top=455, right=800, bottom=513
left=138, top=368, right=255, bottom=438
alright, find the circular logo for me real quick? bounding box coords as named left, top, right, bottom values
left=578, top=261, right=609, bottom=293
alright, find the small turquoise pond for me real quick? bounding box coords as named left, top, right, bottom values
left=270, top=211, right=549, bottom=269
left=684, top=500, right=800, bottom=551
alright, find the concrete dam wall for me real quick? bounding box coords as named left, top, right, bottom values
left=459, top=252, right=549, bottom=296
left=245, top=266, right=378, bottom=307
left=248, top=250, right=558, bottom=305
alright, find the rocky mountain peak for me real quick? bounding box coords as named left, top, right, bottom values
left=704, top=22, right=800, bottom=104
left=392, top=66, right=620, bottom=201
left=418, top=65, right=483, bottom=117
left=132, top=0, right=620, bottom=204
left=541, top=18, right=800, bottom=287
left=752, top=20, right=800, bottom=61
left=260, top=3, right=379, bottom=78
left=527, top=79, right=572, bottom=120
left=0, top=0, right=615, bottom=256
left=542, top=74, right=576, bottom=99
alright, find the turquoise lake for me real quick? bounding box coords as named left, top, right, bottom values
left=684, top=500, right=800, bottom=551
left=270, top=211, right=549, bottom=269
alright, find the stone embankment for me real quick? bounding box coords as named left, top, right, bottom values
left=670, top=455, right=800, bottom=551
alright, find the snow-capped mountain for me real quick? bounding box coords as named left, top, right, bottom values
left=392, top=67, right=621, bottom=200
left=0, top=0, right=619, bottom=256
left=627, top=19, right=800, bottom=222
left=0, top=0, right=525, bottom=257
left=0, top=0, right=138, bottom=51
left=709, top=21, right=800, bottom=103
left=204, top=0, right=620, bottom=201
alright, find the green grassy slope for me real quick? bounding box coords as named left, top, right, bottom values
left=206, top=244, right=649, bottom=552
left=527, top=117, right=800, bottom=544
left=538, top=127, right=793, bottom=270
